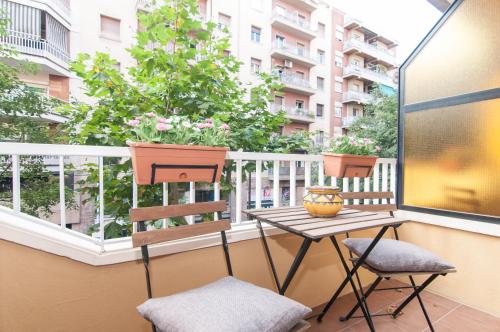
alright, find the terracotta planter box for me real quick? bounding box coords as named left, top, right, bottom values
left=322, top=153, right=378, bottom=178
left=128, top=142, right=229, bottom=184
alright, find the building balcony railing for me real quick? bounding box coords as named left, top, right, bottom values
left=271, top=9, right=316, bottom=40
left=0, top=142, right=397, bottom=244
left=342, top=90, right=374, bottom=105
left=280, top=0, right=318, bottom=12
left=277, top=72, right=316, bottom=96
left=343, top=65, right=396, bottom=88
left=0, top=30, right=70, bottom=69
left=270, top=42, right=317, bottom=68
left=271, top=104, right=316, bottom=124
left=343, top=38, right=397, bottom=68
left=341, top=116, right=361, bottom=128
left=46, top=0, right=70, bottom=16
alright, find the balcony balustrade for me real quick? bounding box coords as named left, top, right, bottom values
left=341, top=116, right=362, bottom=128
left=271, top=104, right=315, bottom=123
left=343, top=38, right=397, bottom=68
left=271, top=41, right=317, bottom=67
left=343, top=65, right=396, bottom=88
left=342, top=90, right=374, bottom=104
left=0, top=142, right=397, bottom=245
left=277, top=71, right=316, bottom=95
left=271, top=9, right=316, bottom=40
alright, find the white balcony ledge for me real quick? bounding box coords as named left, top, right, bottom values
left=278, top=73, right=316, bottom=96
left=343, top=38, right=398, bottom=68
left=271, top=10, right=316, bottom=40
left=270, top=43, right=317, bottom=68
left=271, top=104, right=316, bottom=124
left=342, top=90, right=374, bottom=105
left=343, top=65, right=397, bottom=89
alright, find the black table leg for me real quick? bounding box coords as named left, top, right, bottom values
left=317, top=225, right=390, bottom=331
left=256, top=220, right=281, bottom=291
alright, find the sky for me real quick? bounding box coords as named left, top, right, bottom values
left=331, top=0, right=443, bottom=64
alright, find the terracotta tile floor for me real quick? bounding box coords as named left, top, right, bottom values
left=307, top=280, right=500, bottom=332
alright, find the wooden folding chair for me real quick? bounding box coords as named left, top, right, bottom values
left=130, top=201, right=311, bottom=332
left=336, top=191, right=456, bottom=332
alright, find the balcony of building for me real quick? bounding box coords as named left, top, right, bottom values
left=271, top=42, right=317, bottom=68
left=343, top=38, right=398, bottom=69
left=342, top=90, right=374, bottom=105
left=277, top=72, right=316, bottom=96
left=279, top=0, right=318, bottom=12
left=342, top=65, right=397, bottom=89
left=341, top=116, right=360, bottom=128
left=271, top=9, right=316, bottom=40
left=271, top=104, right=316, bottom=124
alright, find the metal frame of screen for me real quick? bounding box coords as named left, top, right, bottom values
left=397, top=0, right=500, bottom=224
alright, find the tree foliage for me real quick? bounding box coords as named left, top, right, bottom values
left=348, top=87, right=398, bottom=158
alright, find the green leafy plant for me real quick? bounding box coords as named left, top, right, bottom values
left=324, top=135, right=380, bottom=156
left=128, top=114, right=230, bottom=146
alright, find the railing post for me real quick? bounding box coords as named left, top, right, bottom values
left=255, top=160, right=262, bottom=209
left=162, top=182, right=168, bottom=228
left=290, top=161, right=296, bottom=207
left=132, top=176, right=138, bottom=234
left=304, top=161, right=311, bottom=193
left=214, top=182, right=220, bottom=220
left=98, top=156, right=105, bottom=247
left=58, top=156, right=66, bottom=229
left=318, top=162, right=325, bottom=186
left=11, top=154, right=20, bottom=213
left=188, top=182, right=195, bottom=224
left=273, top=160, right=280, bottom=208
left=235, top=159, right=242, bottom=224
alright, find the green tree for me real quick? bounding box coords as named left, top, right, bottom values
left=0, top=12, right=75, bottom=218
left=60, top=0, right=292, bottom=238
left=348, top=87, right=398, bottom=158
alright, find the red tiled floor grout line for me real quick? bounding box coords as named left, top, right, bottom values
left=420, top=303, right=463, bottom=332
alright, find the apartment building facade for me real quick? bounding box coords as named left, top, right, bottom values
left=0, top=0, right=398, bottom=140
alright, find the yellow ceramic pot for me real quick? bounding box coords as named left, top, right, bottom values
left=303, top=186, right=344, bottom=217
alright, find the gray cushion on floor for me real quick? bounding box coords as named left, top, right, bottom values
left=137, top=276, right=311, bottom=332
left=343, top=238, right=455, bottom=273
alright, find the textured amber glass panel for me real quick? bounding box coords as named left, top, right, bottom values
left=403, top=99, right=500, bottom=217
left=404, top=0, right=500, bottom=105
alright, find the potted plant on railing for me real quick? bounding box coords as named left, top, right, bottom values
left=322, top=136, right=380, bottom=178
left=127, top=113, right=230, bottom=185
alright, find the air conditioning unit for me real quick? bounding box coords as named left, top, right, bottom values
left=284, top=60, right=293, bottom=68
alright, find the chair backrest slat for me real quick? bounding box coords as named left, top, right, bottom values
left=340, top=191, right=394, bottom=200
left=130, top=200, right=227, bottom=222
left=132, top=220, right=231, bottom=247
left=341, top=191, right=396, bottom=213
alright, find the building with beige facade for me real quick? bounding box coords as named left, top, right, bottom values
left=1, top=0, right=398, bottom=141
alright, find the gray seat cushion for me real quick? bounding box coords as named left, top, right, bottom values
left=343, top=238, right=455, bottom=273
left=137, top=276, right=311, bottom=332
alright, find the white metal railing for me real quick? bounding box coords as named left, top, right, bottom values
left=270, top=104, right=315, bottom=121
left=343, top=65, right=396, bottom=88
left=342, top=90, right=374, bottom=104
left=341, top=116, right=361, bottom=128
left=272, top=9, right=314, bottom=33
left=272, top=41, right=317, bottom=64
left=343, top=38, right=397, bottom=66
left=277, top=71, right=314, bottom=90
left=0, top=143, right=397, bottom=246
left=44, top=0, right=71, bottom=16
left=0, top=29, right=70, bottom=64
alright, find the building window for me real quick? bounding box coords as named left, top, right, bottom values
left=351, top=58, right=360, bottom=67
left=276, top=35, right=285, bottom=48
left=316, top=104, right=324, bottom=117
left=353, top=108, right=361, bottom=117
left=317, top=77, right=324, bottom=90
left=297, top=14, right=306, bottom=28
left=251, top=26, right=261, bottom=43
left=296, top=100, right=304, bottom=112
left=100, top=15, right=121, bottom=40
left=317, top=49, right=325, bottom=64
left=274, top=95, right=284, bottom=108
left=223, top=50, right=231, bottom=57
left=218, top=13, right=231, bottom=30
left=318, top=22, right=325, bottom=37
left=317, top=131, right=324, bottom=144
left=251, top=58, right=261, bottom=74
left=335, top=81, right=342, bottom=93
left=275, top=5, right=286, bottom=16
left=335, top=30, right=343, bottom=42
left=335, top=106, right=342, bottom=117
left=296, top=71, right=305, bottom=79
left=296, top=42, right=305, bottom=56
left=335, top=55, right=343, bottom=67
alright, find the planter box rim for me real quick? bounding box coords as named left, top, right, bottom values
left=128, top=142, right=229, bottom=152
left=321, top=152, right=378, bottom=159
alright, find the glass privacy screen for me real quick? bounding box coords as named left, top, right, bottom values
left=399, top=0, right=500, bottom=219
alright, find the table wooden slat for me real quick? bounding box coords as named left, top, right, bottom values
left=303, top=217, right=407, bottom=239
left=265, top=209, right=362, bottom=223
left=293, top=214, right=391, bottom=231
left=278, top=211, right=376, bottom=226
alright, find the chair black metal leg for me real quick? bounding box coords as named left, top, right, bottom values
left=346, top=232, right=370, bottom=320
left=279, top=238, right=312, bottom=295
left=318, top=226, right=389, bottom=323
left=330, top=235, right=376, bottom=332
left=340, top=276, right=383, bottom=322
left=408, top=275, right=435, bottom=332
left=392, top=274, right=439, bottom=318
left=256, top=220, right=281, bottom=291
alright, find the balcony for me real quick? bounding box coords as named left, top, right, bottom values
left=341, top=116, right=360, bottom=128
left=278, top=72, right=316, bottom=96
left=342, top=90, right=374, bottom=105
left=271, top=42, right=317, bottom=68
left=343, top=65, right=397, bottom=89
left=280, top=0, right=318, bottom=12
left=343, top=38, right=398, bottom=68
left=271, top=104, right=316, bottom=124
left=271, top=9, right=316, bottom=40
left=0, top=30, right=70, bottom=75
